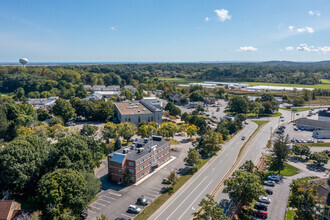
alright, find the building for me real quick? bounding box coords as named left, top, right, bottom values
left=93, top=91, right=121, bottom=98
left=246, top=85, right=314, bottom=92
left=114, top=100, right=162, bottom=125
left=319, top=108, right=330, bottom=122
left=0, top=200, right=21, bottom=220
left=169, top=93, right=182, bottom=103
left=108, top=136, right=170, bottom=183
left=104, top=85, right=121, bottom=92
left=23, top=97, right=58, bottom=110
left=313, top=130, right=330, bottom=139
left=313, top=178, right=330, bottom=220
left=141, top=97, right=163, bottom=109
left=296, top=118, right=330, bottom=131
left=84, top=93, right=103, bottom=101
left=124, top=85, right=137, bottom=93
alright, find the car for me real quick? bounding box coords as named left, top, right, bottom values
left=280, top=116, right=284, bottom=118
left=265, top=188, right=273, bottom=195
left=258, top=196, right=271, bottom=204
left=294, top=128, right=298, bottom=131
left=268, top=175, right=280, bottom=182
left=281, top=119, right=285, bottom=122
left=253, top=209, right=268, bottom=218
left=127, top=205, right=141, bottom=213
left=264, top=180, right=275, bottom=186
left=162, top=178, right=171, bottom=184
left=307, top=114, right=312, bottom=117
left=244, top=121, right=249, bottom=125
left=137, top=196, right=150, bottom=206
left=296, top=113, right=300, bottom=116
left=115, top=218, right=129, bottom=220
left=241, top=136, right=246, bottom=140
left=254, top=202, right=268, bottom=211
left=307, top=139, right=314, bottom=143
left=66, top=121, right=76, bottom=126
left=317, top=140, right=325, bottom=143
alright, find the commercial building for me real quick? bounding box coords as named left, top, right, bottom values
left=246, top=85, right=314, bottom=92
left=83, top=85, right=121, bottom=92
left=93, top=91, right=121, bottom=98
left=319, top=108, right=330, bottom=122
left=108, top=136, right=170, bottom=183
left=114, top=100, right=162, bottom=125
left=124, top=85, right=137, bottom=93
left=22, top=97, right=58, bottom=110
left=141, top=97, right=163, bottom=109
left=296, top=118, right=330, bottom=131
left=313, top=130, right=330, bottom=139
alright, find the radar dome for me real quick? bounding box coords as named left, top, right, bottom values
left=19, top=58, right=28, bottom=66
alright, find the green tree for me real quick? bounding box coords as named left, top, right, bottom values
left=292, top=145, right=310, bottom=157
left=15, top=87, right=25, bottom=99
left=289, top=179, right=318, bottom=220
left=37, top=108, right=50, bottom=121
left=51, top=99, right=76, bottom=123
left=169, top=106, right=181, bottom=116
left=139, top=124, right=152, bottom=138
left=159, top=122, right=178, bottom=139
left=80, top=124, right=99, bottom=137
left=239, top=160, right=256, bottom=173
left=102, top=122, right=119, bottom=142
left=293, top=96, right=306, bottom=106
left=119, top=122, right=137, bottom=143
left=48, top=116, right=64, bottom=126
left=200, top=131, right=223, bottom=155
left=310, top=151, right=329, bottom=165
left=185, top=125, right=198, bottom=138
left=96, top=214, right=110, bottom=220
left=114, top=137, right=122, bottom=151
left=228, top=96, right=248, bottom=114
left=223, top=170, right=266, bottom=206
left=193, top=194, right=229, bottom=220
left=270, top=134, right=290, bottom=173
left=167, top=171, right=178, bottom=184
left=184, top=148, right=201, bottom=166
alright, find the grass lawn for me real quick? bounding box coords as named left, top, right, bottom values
left=320, top=79, right=330, bottom=84
left=135, top=157, right=211, bottom=220
left=252, top=120, right=269, bottom=127
left=296, top=142, right=330, bottom=147
left=169, top=139, right=181, bottom=145
left=286, top=210, right=297, bottom=220
left=158, top=77, right=204, bottom=84
left=239, top=81, right=330, bottom=89
left=266, top=159, right=299, bottom=177
left=280, top=107, right=322, bottom=112
left=224, top=111, right=282, bottom=118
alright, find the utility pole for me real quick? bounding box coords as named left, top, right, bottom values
left=270, top=126, right=273, bottom=140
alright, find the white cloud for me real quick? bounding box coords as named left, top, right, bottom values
left=205, top=17, right=209, bottom=21
left=110, top=26, right=116, bottom=31
left=214, top=9, right=231, bottom=22
left=288, top=25, right=294, bottom=31
left=285, top=46, right=294, bottom=51
left=296, top=44, right=330, bottom=53
left=309, top=10, right=320, bottom=16
left=297, top=26, right=314, bottom=33
left=238, top=46, right=258, bottom=52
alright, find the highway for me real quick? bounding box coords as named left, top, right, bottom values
left=150, top=110, right=294, bottom=220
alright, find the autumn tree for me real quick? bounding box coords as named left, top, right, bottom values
left=193, top=194, right=229, bottom=220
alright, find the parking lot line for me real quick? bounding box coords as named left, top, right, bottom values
left=88, top=209, right=96, bottom=214
left=121, top=213, right=133, bottom=218
left=89, top=205, right=102, bottom=211
left=107, top=191, right=121, bottom=197
left=103, top=194, right=117, bottom=200
left=98, top=198, right=111, bottom=204
left=145, top=192, right=158, bottom=198
left=94, top=202, right=106, bottom=207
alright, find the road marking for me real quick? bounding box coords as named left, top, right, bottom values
left=178, top=180, right=214, bottom=220
left=165, top=175, right=209, bottom=220
left=107, top=191, right=121, bottom=197
left=121, top=213, right=133, bottom=218
left=88, top=209, right=96, bottom=214
left=94, top=202, right=106, bottom=207
left=89, top=205, right=101, bottom=211
left=103, top=194, right=116, bottom=200
left=98, top=198, right=111, bottom=204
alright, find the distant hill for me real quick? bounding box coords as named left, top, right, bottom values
left=261, top=60, right=330, bottom=66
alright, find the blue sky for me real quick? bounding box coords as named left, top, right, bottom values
left=1, top=0, right=330, bottom=62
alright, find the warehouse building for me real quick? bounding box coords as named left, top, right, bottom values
left=318, top=108, right=330, bottom=122
left=296, top=118, right=330, bottom=131
left=313, top=130, right=330, bottom=139
left=108, top=136, right=170, bottom=183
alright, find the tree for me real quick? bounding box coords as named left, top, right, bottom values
left=293, top=96, right=306, bottom=106
left=0, top=135, right=50, bottom=193
left=51, top=99, right=76, bottom=123
left=102, top=122, right=119, bottom=142
left=289, top=179, right=318, bottom=220
left=37, top=108, right=50, bottom=121
left=167, top=171, right=178, bottom=184
left=139, top=125, right=152, bottom=138
left=189, top=91, right=204, bottom=102
left=228, top=96, right=248, bottom=114
left=119, top=122, right=137, bottom=143
left=80, top=124, right=99, bottom=137
left=223, top=170, right=266, bottom=206
left=193, top=194, right=229, bottom=220
left=200, top=131, right=222, bottom=155
left=169, top=106, right=181, bottom=116
left=185, top=125, right=198, bottom=138
left=292, top=145, right=310, bottom=157
left=114, top=137, right=122, bottom=151
left=239, top=160, right=256, bottom=173
left=310, top=151, right=329, bottom=165
left=184, top=148, right=201, bottom=166
left=159, top=122, right=178, bottom=139
left=47, top=124, right=68, bottom=139
left=38, top=168, right=100, bottom=217
left=15, top=87, right=25, bottom=99
left=48, top=116, right=64, bottom=126
left=270, top=134, right=290, bottom=173
left=96, top=214, right=110, bottom=220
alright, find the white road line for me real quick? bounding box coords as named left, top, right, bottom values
left=94, top=202, right=106, bottom=207
left=121, top=213, right=133, bottom=218
left=103, top=194, right=116, bottom=200
left=98, top=198, right=111, bottom=204
left=165, top=175, right=209, bottom=220
left=178, top=179, right=214, bottom=220
left=89, top=205, right=101, bottom=211
left=146, top=192, right=158, bottom=197
left=107, top=191, right=121, bottom=197
left=88, top=210, right=96, bottom=214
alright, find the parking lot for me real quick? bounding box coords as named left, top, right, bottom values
left=87, top=135, right=193, bottom=220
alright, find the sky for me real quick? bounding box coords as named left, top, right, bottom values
left=1, top=0, right=330, bottom=62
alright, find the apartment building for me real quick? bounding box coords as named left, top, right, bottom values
left=108, top=136, right=170, bottom=184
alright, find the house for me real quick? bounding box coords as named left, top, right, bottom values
left=104, top=85, right=121, bottom=92
left=124, top=85, right=137, bottom=93
left=0, top=200, right=21, bottom=220
left=92, top=85, right=106, bottom=91
left=169, top=93, right=182, bottom=103
left=93, top=91, right=121, bottom=98
left=114, top=100, right=162, bottom=126
left=296, top=118, right=330, bottom=131
left=313, top=130, right=330, bottom=139
left=83, top=85, right=92, bottom=91
left=108, top=136, right=170, bottom=183
left=319, top=108, right=330, bottom=122
left=313, top=178, right=330, bottom=219
left=23, top=97, right=58, bottom=110
left=84, top=93, right=103, bottom=101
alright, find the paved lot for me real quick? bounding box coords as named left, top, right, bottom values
left=87, top=136, right=192, bottom=220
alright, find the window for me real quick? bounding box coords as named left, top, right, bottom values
left=130, top=176, right=135, bottom=181
left=129, top=162, right=134, bottom=166
left=129, top=169, right=134, bottom=174
left=129, top=118, right=131, bottom=122
left=118, top=169, right=122, bottom=173
left=138, top=116, right=141, bottom=123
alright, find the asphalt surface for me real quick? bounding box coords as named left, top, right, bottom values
left=150, top=120, right=258, bottom=220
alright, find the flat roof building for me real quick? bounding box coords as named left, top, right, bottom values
left=114, top=100, right=162, bottom=125
left=108, top=136, right=170, bottom=183
left=319, top=108, right=330, bottom=122
left=296, top=118, right=330, bottom=131
left=20, top=97, right=58, bottom=110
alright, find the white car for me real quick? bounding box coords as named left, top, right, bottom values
left=264, top=180, right=276, bottom=186
left=128, top=205, right=141, bottom=213
left=268, top=175, right=280, bottom=182
left=258, top=196, right=271, bottom=204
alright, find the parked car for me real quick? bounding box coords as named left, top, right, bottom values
left=307, top=139, right=314, bottom=143
left=254, top=202, right=268, bottom=211
left=253, top=209, right=268, bottom=218
left=294, top=128, right=298, bottom=131
left=266, top=188, right=273, bottom=195
left=317, top=140, right=325, bottom=143
left=137, top=196, right=150, bottom=206
left=244, top=121, right=249, bottom=125
left=162, top=178, right=171, bottom=184
left=280, top=116, right=284, bottom=118
left=127, top=205, right=141, bottom=213
left=264, top=180, right=275, bottom=186
left=258, top=196, right=271, bottom=204
left=268, top=175, right=280, bottom=182
left=241, top=136, right=246, bottom=140
left=66, top=121, right=76, bottom=126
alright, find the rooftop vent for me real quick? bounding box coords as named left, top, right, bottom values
left=123, top=148, right=129, bottom=154
left=137, top=148, right=144, bottom=153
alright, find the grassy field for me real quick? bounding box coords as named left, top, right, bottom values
left=266, top=157, right=299, bottom=177
left=280, top=107, right=322, bottom=112
left=321, top=79, right=330, bottom=84
left=296, top=142, right=330, bottom=147
left=158, top=77, right=203, bottom=84
left=285, top=210, right=297, bottom=220
left=169, top=139, right=181, bottom=145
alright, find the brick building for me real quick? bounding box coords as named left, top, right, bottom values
left=108, top=136, right=170, bottom=184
